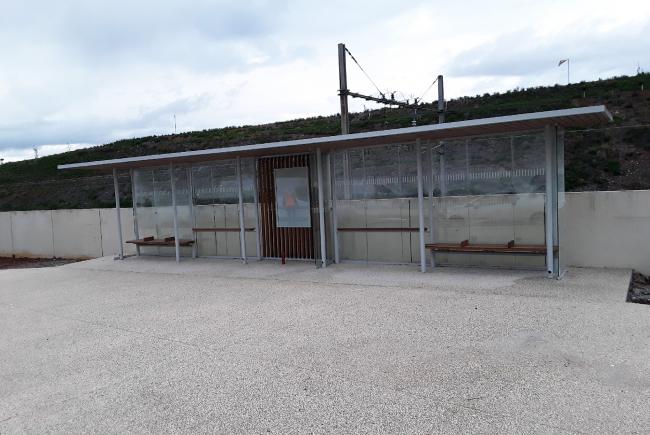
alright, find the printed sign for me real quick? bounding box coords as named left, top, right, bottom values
left=274, top=167, right=311, bottom=228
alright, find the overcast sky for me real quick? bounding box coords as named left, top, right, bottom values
left=1, top=0, right=648, bottom=162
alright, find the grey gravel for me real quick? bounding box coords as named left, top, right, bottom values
left=1, top=257, right=648, bottom=434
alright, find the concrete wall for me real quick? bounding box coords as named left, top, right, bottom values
left=0, top=208, right=135, bottom=259
left=563, top=191, right=650, bottom=273
left=0, top=190, right=648, bottom=273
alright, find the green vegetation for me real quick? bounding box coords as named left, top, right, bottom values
left=0, top=73, right=648, bottom=211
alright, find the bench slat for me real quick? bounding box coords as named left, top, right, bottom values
left=127, top=238, right=194, bottom=247
left=192, top=227, right=255, bottom=232
left=425, top=242, right=556, bottom=255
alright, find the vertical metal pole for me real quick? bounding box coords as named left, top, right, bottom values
left=187, top=166, right=197, bottom=258
left=113, top=168, right=124, bottom=260
left=329, top=151, right=340, bottom=264
left=437, top=75, right=445, bottom=123
left=437, top=75, right=447, bottom=200
left=338, top=43, right=350, bottom=135
left=428, top=145, right=435, bottom=268
left=553, top=126, right=566, bottom=279
left=252, top=158, right=262, bottom=260
left=317, top=149, right=327, bottom=268
left=338, top=43, right=352, bottom=201
left=236, top=157, right=247, bottom=264
left=129, top=169, right=140, bottom=256
left=169, top=163, right=180, bottom=263
left=465, top=139, right=471, bottom=192
left=416, top=139, right=426, bottom=273
left=544, top=125, right=556, bottom=278
left=510, top=136, right=516, bottom=188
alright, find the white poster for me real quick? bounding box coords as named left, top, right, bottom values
left=274, top=167, right=311, bottom=228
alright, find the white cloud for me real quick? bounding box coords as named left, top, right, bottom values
left=0, top=0, right=649, bottom=161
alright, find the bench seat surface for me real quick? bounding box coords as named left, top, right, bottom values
left=425, top=242, right=554, bottom=254
left=126, top=238, right=194, bottom=246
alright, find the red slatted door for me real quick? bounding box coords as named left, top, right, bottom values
left=258, top=155, right=314, bottom=259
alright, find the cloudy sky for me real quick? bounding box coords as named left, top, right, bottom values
left=1, top=0, right=648, bottom=162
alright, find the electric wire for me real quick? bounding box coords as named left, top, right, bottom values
left=344, top=47, right=385, bottom=98
left=417, top=76, right=439, bottom=103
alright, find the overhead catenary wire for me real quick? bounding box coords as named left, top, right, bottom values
left=344, top=47, right=386, bottom=98
left=417, top=76, right=439, bottom=103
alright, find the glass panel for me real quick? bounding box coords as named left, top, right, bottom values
left=189, top=160, right=249, bottom=258
left=468, top=135, right=513, bottom=195
left=173, top=166, right=192, bottom=241
left=366, top=198, right=411, bottom=262
left=153, top=167, right=173, bottom=242
left=364, top=145, right=400, bottom=198
left=191, top=166, right=217, bottom=256
left=398, top=143, right=418, bottom=198
left=429, top=131, right=547, bottom=268
left=437, top=139, right=470, bottom=197
left=133, top=169, right=156, bottom=240
left=335, top=132, right=547, bottom=268
left=512, top=133, right=546, bottom=269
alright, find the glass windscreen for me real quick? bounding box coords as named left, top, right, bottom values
left=332, top=131, right=547, bottom=268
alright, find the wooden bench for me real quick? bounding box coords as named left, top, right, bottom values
left=127, top=236, right=196, bottom=257
left=425, top=240, right=556, bottom=256
left=192, top=227, right=255, bottom=233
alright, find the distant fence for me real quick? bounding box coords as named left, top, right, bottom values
left=0, top=190, right=649, bottom=274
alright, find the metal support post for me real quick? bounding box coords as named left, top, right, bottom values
left=187, top=167, right=197, bottom=259
left=113, top=168, right=124, bottom=260
left=544, top=125, right=558, bottom=278
left=428, top=145, right=436, bottom=268
left=416, top=139, right=427, bottom=273
left=236, top=157, right=247, bottom=264
left=252, top=158, right=262, bottom=260
left=510, top=136, right=516, bottom=187
left=169, top=163, right=180, bottom=262
left=317, top=149, right=327, bottom=268
left=129, top=169, right=140, bottom=256
left=437, top=75, right=445, bottom=123
left=465, top=139, right=471, bottom=192
left=329, top=151, right=340, bottom=264
left=553, top=126, right=566, bottom=279
left=338, top=43, right=350, bottom=135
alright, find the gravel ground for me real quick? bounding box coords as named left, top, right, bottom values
left=628, top=271, right=650, bottom=304
left=0, top=257, right=648, bottom=434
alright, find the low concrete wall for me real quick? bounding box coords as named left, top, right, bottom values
left=0, top=190, right=648, bottom=273
left=0, top=213, right=13, bottom=257
left=563, top=191, right=650, bottom=273
left=0, top=208, right=135, bottom=260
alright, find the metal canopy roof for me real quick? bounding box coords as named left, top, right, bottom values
left=59, top=105, right=611, bottom=170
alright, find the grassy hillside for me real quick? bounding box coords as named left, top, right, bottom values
left=0, top=74, right=648, bottom=211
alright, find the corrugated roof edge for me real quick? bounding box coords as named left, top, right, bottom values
left=58, top=105, right=611, bottom=170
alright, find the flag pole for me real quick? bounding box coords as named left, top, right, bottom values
left=558, top=59, right=570, bottom=85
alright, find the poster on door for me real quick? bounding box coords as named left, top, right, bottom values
left=274, top=167, right=311, bottom=228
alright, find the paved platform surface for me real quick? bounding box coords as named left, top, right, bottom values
left=1, top=257, right=648, bottom=434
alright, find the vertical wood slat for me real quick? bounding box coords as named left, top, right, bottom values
left=258, top=153, right=314, bottom=260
